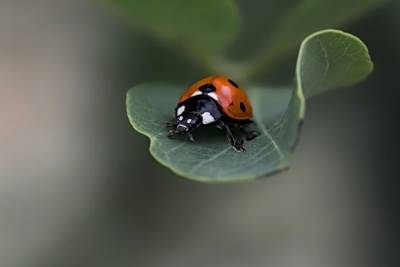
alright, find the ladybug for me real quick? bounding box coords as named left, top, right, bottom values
left=167, top=75, right=258, bottom=151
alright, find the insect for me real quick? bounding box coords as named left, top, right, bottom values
left=167, top=75, right=258, bottom=151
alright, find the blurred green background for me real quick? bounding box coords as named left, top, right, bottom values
left=1, top=0, right=399, bottom=266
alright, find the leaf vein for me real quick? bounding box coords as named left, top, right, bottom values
left=189, top=146, right=232, bottom=174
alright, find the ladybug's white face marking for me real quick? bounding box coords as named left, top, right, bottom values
left=178, top=116, right=183, bottom=121
left=191, top=90, right=218, bottom=101
left=177, top=124, right=187, bottom=128
left=177, top=105, right=185, bottom=116
left=207, top=92, right=218, bottom=101
left=191, top=91, right=202, bottom=97
left=187, top=119, right=192, bottom=123
left=201, top=112, right=215, bottom=125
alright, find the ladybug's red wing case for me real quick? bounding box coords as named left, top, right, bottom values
left=179, top=75, right=253, bottom=120
left=171, top=75, right=257, bottom=152
left=212, top=76, right=253, bottom=120
left=178, top=76, right=214, bottom=104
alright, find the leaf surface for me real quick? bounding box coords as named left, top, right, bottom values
left=246, top=0, right=386, bottom=76
left=127, top=30, right=373, bottom=182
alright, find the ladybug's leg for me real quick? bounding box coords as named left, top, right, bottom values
left=166, top=119, right=177, bottom=138
left=217, top=121, right=245, bottom=152
left=239, top=123, right=259, bottom=141
left=167, top=129, right=176, bottom=138
left=187, top=132, right=195, bottom=142
left=166, top=120, right=176, bottom=129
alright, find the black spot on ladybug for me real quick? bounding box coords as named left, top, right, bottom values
left=199, top=84, right=216, bottom=93
left=240, top=102, right=246, bottom=112
left=228, top=79, right=239, bottom=88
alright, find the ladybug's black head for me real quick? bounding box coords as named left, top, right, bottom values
left=175, top=113, right=201, bottom=134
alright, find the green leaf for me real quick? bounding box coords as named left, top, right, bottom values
left=297, top=30, right=374, bottom=98
left=126, top=30, right=373, bottom=183
left=106, top=0, right=239, bottom=54
left=246, top=0, right=387, bottom=76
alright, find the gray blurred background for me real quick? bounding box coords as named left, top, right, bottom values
left=0, top=1, right=399, bottom=267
